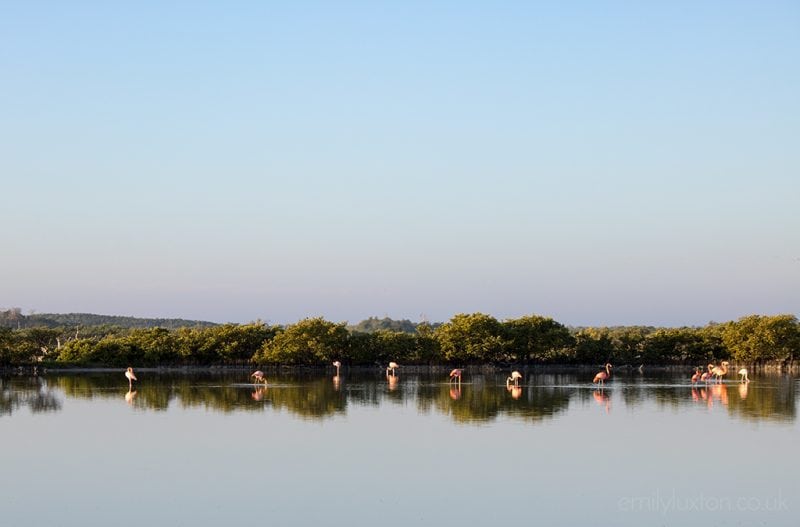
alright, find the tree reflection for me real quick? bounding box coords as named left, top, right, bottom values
left=0, top=377, right=61, bottom=416
left=1, top=372, right=796, bottom=424
left=725, top=376, right=796, bottom=422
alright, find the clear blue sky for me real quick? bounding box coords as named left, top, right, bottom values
left=2, top=1, right=798, bottom=326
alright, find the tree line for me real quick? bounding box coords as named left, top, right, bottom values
left=0, top=313, right=797, bottom=367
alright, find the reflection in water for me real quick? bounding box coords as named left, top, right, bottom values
left=251, top=386, right=266, bottom=401
left=710, top=383, right=729, bottom=407
left=593, top=389, right=611, bottom=414
left=0, top=377, right=62, bottom=416
left=1, top=372, right=797, bottom=425
left=738, top=382, right=748, bottom=400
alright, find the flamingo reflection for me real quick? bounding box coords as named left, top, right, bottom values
left=387, top=374, right=399, bottom=391
left=507, top=385, right=522, bottom=400
left=738, top=381, right=749, bottom=400
left=125, top=389, right=137, bottom=405
left=449, top=385, right=462, bottom=400
left=593, top=389, right=610, bottom=414
left=709, top=383, right=729, bottom=406
left=251, top=386, right=267, bottom=401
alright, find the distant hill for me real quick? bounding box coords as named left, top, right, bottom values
left=348, top=317, right=419, bottom=334
left=0, top=309, right=218, bottom=330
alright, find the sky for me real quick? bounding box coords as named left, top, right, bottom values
left=1, top=1, right=798, bottom=326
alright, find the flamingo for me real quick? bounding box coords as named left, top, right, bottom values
left=125, top=367, right=137, bottom=389
left=738, top=368, right=749, bottom=383
left=700, top=363, right=714, bottom=383
left=593, top=363, right=612, bottom=386
left=691, top=369, right=702, bottom=384
left=506, top=371, right=522, bottom=387
left=333, top=361, right=341, bottom=376
left=449, top=369, right=463, bottom=383
left=386, top=362, right=399, bottom=376
left=711, top=361, right=729, bottom=383
left=251, top=370, right=267, bottom=385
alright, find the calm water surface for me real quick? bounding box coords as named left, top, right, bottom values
left=2, top=370, right=798, bottom=526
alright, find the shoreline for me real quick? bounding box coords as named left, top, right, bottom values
left=3, top=361, right=798, bottom=375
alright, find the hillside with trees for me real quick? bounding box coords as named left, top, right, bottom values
left=0, top=309, right=218, bottom=330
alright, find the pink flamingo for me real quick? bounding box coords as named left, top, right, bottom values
left=711, top=361, right=729, bottom=383
left=251, top=370, right=267, bottom=385
left=506, top=371, right=522, bottom=387
left=449, top=369, right=463, bottom=383
left=691, top=369, right=702, bottom=384
left=386, top=362, right=399, bottom=376
left=332, top=361, right=342, bottom=390
left=125, top=367, right=137, bottom=389
left=593, top=363, right=612, bottom=386
left=700, top=363, right=714, bottom=383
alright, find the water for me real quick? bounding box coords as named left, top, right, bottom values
left=2, top=370, right=798, bottom=526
